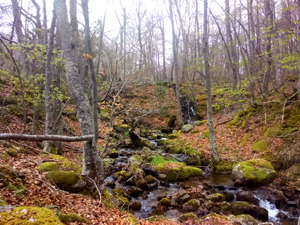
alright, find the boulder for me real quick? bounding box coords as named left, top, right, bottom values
left=231, top=201, right=268, bottom=221
left=155, top=162, right=203, bottom=182
left=7, top=148, right=18, bottom=158
left=178, top=193, right=191, bottom=205
left=182, top=124, right=194, bottom=133
left=229, top=214, right=259, bottom=225
left=129, top=186, right=143, bottom=197
left=232, top=159, right=277, bottom=186
left=159, top=198, right=171, bottom=206
left=114, top=171, right=129, bottom=182
left=137, top=179, right=147, bottom=190
left=212, top=161, right=237, bottom=174
left=129, top=201, right=142, bottom=211
left=47, top=171, right=86, bottom=192
left=145, top=175, right=157, bottom=184
left=285, top=163, right=300, bottom=181
left=182, top=199, right=200, bottom=212
left=140, top=138, right=156, bottom=150
left=207, top=193, right=226, bottom=202
left=129, top=155, right=142, bottom=166
left=108, top=149, right=118, bottom=158
left=115, top=124, right=131, bottom=133
left=236, top=191, right=259, bottom=205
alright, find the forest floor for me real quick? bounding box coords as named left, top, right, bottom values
left=0, top=80, right=299, bottom=224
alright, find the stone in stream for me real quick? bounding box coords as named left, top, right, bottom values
left=129, top=186, right=143, bottom=197
left=179, top=212, right=198, bottom=222
left=139, top=137, right=156, bottom=150
left=182, top=124, right=194, bottom=133
left=113, top=170, right=129, bottom=182
left=236, top=191, right=259, bottom=205
left=108, top=148, right=118, bottom=158
left=232, top=159, right=277, bottom=187
left=129, top=155, right=142, bottom=166
left=159, top=198, right=171, bottom=207
left=224, top=192, right=234, bottom=202
left=129, top=201, right=142, bottom=211
left=230, top=201, right=268, bottom=221
left=178, top=193, right=192, bottom=205
left=207, top=193, right=226, bottom=202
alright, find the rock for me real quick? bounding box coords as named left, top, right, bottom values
left=236, top=191, right=259, bottom=205
left=127, top=163, right=145, bottom=178
left=276, top=211, right=287, bottom=220
left=145, top=175, right=157, bottom=184
left=129, top=187, right=143, bottom=197
left=140, top=147, right=155, bottom=161
left=126, top=176, right=137, bottom=186
left=115, top=124, right=131, bottom=133
left=38, top=162, right=59, bottom=172
left=58, top=213, right=91, bottom=224
left=137, top=179, right=147, bottom=190
left=182, top=124, right=194, bottom=133
left=143, top=168, right=159, bottom=177
left=155, top=162, right=202, bottom=182
left=231, top=201, right=268, bottom=221
left=178, top=193, right=191, bottom=205
left=179, top=212, right=198, bottom=222
left=114, top=171, right=129, bottom=182
left=129, top=155, right=142, bottom=165
left=229, top=214, right=259, bottom=225
left=102, top=158, right=114, bottom=171
left=140, top=138, right=156, bottom=150
left=207, top=193, right=226, bottom=202
left=150, top=208, right=165, bottom=216
left=170, top=198, right=178, bottom=207
left=158, top=174, right=166, bottom=180
left=159, top=198, right=171, bottom=207
left=112, top=189, right=129, bottom=208
left=212, top=161, right=237, bottom=174
left=47, top=171, right=86, bottom=192
left=182, top=199, right=200, bottom=212
left=183, top=156, right=202, bottom=166
left=232, top=159, right=277, bottom=187
left=220, top=202, right=233, bottom=215
left=0, top=206, right=62, bottom=224
left=129, top=201, right=142, bottom=211
left=7, top=148, right=18, bottom=157
left=108, top=149, right=118, bottom=158
left=252, top=140, right=269, bottom=152
left=0, top=140, right=9, bottom=148
left=285, top=163, right=300, bottom=181
left=224, top=192, right=234, bottom=202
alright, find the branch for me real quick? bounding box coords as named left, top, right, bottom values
left=0, top=134, right=93, bottom=142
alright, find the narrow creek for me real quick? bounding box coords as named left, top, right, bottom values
left=104, top=140, right=299, bottom=224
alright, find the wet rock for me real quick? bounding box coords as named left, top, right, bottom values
left=129, top=155, right=142, bottom=166
left=159, top=198, right=171, bottom=207
left=148, top=181, right=158, bottom=190
left=126, top=176, right=137, bottom=186
left=236, top=191, right=259, bottom=205
left=170, top=198, right=178, bottom=207
left=129, top=201, right=142, bottom=211
left=140, top=147, right=155, bottom=161
left=229, top=214, right=259, bottom=225
left=158, top=174, right=166, bottom=180
left=150, top=208, right=165, bottom=217
left=207, top=193, right=226, bottom=202
left=182, top=124, right=193, bottom=133
left=276, top=211, right=287, bottom=220
left=113, top=170, right=129, bottom=182
left=285, top=163, right=300, bottom=181
left=231, top=201, right=268, bottom=221
left=182, top=199, right=200, bottom=212
left=108, top=149, right=118, bottom=158
left=196, top=208, right=209, bottom=217
left=143, top=168, right=159, bottom=178
left=220, top=202, right=233, bottom=215
left=129, top=186, right=143, bottom=197
left=140, top=138, right=156, bottom=150
left=137, top=179, right=147, bottom=190
left=179, top=212, right=198, bottom=222
left=232, top=159, right=277, bottom=187
left=224, top=192, right=234, bottom=202
left=145, top=175, right=157, bottom=184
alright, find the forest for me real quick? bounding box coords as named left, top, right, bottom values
left=0, top=0, right=300, bottom=224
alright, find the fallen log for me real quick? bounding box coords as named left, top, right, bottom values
left=0, top=133, right=93, bottom=142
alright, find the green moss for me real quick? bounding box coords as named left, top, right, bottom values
left=6, top=183, right=18, bottom=191
left=208, top=193, right=226, bottom=202
left=7, top=148, right=18, bottom=157
left=49, top=155, right=80, bottom=172
left=0, top=206, right=63, bottom=224
left=252, top=140, right=268, bottom=152
left=201, top=213, right=227, bottom=220
left=113, top=188, right=129, bottom=206
left=38, top=162, right=59, bottom=172
left=226, top=122, right=231, bottom=128
left=191, top=130, right=199, bottom=134
left=114, top=170, right=129, bottom=181
left=159, top=198, right=171, bottom=206
left=264, top=123, right=282, bottom=138
left=204, top=129, right=209, bottom=138
left=241, top=134, right=251, bottom=147
left=212, top=161, right=237, bottom=174
left=102, top=190, right=115, bottom=209
left=166, top=132, right=180, bottom=139
left=179, top=212, right=198, bottom=222
left=58, top=213, right=90, bottom=224
left=47, top=171, right=85, bottom=192
left=156, top=162, right=202, bottom=181
left=63, top=108, right=79, bottom=121
left=230, top=111, right=243, bottom=126
left=0, top=198, right=8, bottom=206
left=0, top=164, right=17, bottom=179
left=285, top=113, right=300, bottom=128
left=197, top=120, right=207, bottom=125
left=240, top=120, right=246, bottom=129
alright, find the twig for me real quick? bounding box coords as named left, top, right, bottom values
left=9, top=140, right=49, bottom=154
left=35, top=172, right=56, bottom=193
left=63, top=144, right=83, bottom=152
left=84, top=176, right=101, bottom=204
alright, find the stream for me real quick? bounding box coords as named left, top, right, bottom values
left=104, top=140, right=299, bottom=224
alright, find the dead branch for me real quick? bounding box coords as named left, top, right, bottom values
left=63, top=144, right=83, bottom=152
left=9, top=140, right=49, bottom=154
left=0, top=133, right=93, bottom=142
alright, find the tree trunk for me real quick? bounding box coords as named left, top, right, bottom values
left=203, top=0, right=220, bottom=163
left=55, top=0, right=104, bottom=188
left=11, top=0, right=24, bottom=43
left=169, top=0, right=183, bottom=127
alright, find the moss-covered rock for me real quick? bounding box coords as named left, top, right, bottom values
left=0, top=164, right=17, bottom=179
left=108, top=148, right=118, bottom=158
left=230, top=201, right=268, bottom=221
left=6, top=183, right=18, bottom=191
left=263, top=123, right=282, bottom=138
left=63, top=108, right=78, bottom=121
left=112, top=188, right=129, bottom=207
left=252, top=140, right=269, bottom=152
left=140, top=137, right=156, bottom=150
left=241, top=134, right=251, bottom=147
left=102, top=158, right=114, bottom=171
left=232, top=159, right=277, bottom=186
left=207, top=193, right=226, bottom=202
left=137, top=179, right=147, bottom=189
left=0, top=206, right=63, bottom=224
left=129, top=201, right=142, bottom=211
left=182, top=199, right=200, bottom=212
left=212, top=161, right=236, bottom=174
left=155, top=162, right=202, bottom=182
left=38, top=162, right=59, bottom=172
left=229, top=214, right=259, bottom=225
left=179, top=212, right=198, bottom=222
left=285, top=163, right=300, bottom=181
left=115, top=124, right=131, bottom=133
left=159, top=198, right=171, bottom=206
left=145, top=175, right=157, bottom=184
left=0, top=197, right=8, bottom=207
left=129, top=154, right=142, bottom=165
left=49, top=155, right=81, bottom=172
left=58, top=213, right=91, bottom=224
left=7, top=148, right=18, bottom=157
left=47, top=171, right=86, bottom=192
left=114, top=170, right=129, bottom=182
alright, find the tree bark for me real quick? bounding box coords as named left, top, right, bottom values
left=169, top=0, right=183, bottom=127
left=11, top=0, right=24, bottom=43
left=55, top=0, right=104, bottom=188
left=203, top=0, right=220, bottom=163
